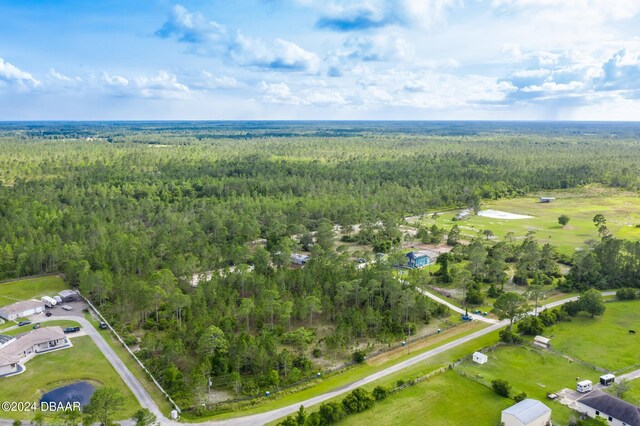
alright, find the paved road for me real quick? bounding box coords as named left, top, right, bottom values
left=1, top=292, right=615, bottom=425
left=38, top=315, right=178, bottom=426
left=415, top=287, right=499, bottom=324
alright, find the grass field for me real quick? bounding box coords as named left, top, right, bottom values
left=417, top=186, right=640, bottom=255
left=546, top=300, right=640, bottom=372
left=0, top=335, right=139, bottom=421
left=339, top=370, right=510, bottom=426
left=456, top=345, right=597, bottom=425
left=0, top=275, right=68, bottom=308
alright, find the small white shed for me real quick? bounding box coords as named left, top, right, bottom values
left=472, top=351, right=488, bottom=364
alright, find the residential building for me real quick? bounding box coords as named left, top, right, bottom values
left=501, top=399, right=552, bottom=426
left=0, top=300, right=45, bottom=321
left=576, top=389, right=640, bottom=426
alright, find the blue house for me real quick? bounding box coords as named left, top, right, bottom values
left=406, top=251, right=432, bottom=268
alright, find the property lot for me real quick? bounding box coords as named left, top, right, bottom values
left=0, top=275, right=68, bottom=307
left=546, top=300, right=640, bottom=372
left=416, top=186, right=640, bottom=254
left=456, top=345, right=597, bottom=425
left=0, top=335, right=139, bottom=421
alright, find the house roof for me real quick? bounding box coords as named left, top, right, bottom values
left=0, top=326, right=66, bottom=360
left=0, top=300, right=45, bottom=317
left=579, top=389, right=640, bottom=425
left=0, top=352, right=19, bottom=366
left=502, top=399, right=551, bottom=424
left=406, top=250, right=434, bottom=259
left=58, top=290, right=78, bottom=298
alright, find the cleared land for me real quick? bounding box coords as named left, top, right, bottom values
left=546, top=300, right=640, bottom=372
left=416, top=186, right=640, bottom=254
left=339, top=370, right=510, bottom=426
left=0, top=335, right=139, bottom=421
left=456, top=345, right=597, bottom=425
left=0, top=275, right=68, bottom=307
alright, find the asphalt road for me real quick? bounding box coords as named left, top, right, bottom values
left=0, top=292, right=615, bottom=425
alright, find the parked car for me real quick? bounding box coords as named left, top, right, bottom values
left=17, top=320, right=32, bottom=327
left=61, top=305, right=73, bottom=311
left=63, top=326, right=81, bottom=334
left=33, top=323, right=41, bottom=329
left=99, top=321, right=108, bottom=330
left=45, top=312, right=53, bottom=317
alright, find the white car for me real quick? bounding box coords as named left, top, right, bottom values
left=61, top=305, right=73, bottom=311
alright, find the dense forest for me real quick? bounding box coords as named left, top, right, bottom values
left=1, top=122, right=640, bottom=410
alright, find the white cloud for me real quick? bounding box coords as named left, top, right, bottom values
left=0, top=57, right=40, bottom=88
left=491, top=0, right=640, bottom=23
left=101, top=71, right=190, bottom=99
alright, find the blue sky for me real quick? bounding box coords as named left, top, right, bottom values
left=1, top=0, right=640, bottom=120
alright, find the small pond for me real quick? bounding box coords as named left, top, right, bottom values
left=40, top=381, right=95, bottom=408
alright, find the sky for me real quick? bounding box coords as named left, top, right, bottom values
left=1, top=0, right=640, bottom=120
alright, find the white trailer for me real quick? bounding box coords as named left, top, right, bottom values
left=577, top=380, right=593, bottom=393
left=41, top=296, right=57, bottom=308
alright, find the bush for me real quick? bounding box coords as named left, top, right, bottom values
left=499, top=329, right=523, bottom=344
left=352, top=350, right=366, bottom=364
left=514, top=391, right=527, bottom=402
left=516, top=316, right=544, bottom=336
left=318, top=401, right=346, bottom=424
left=617, top=288, right=638, bottom=300
left=373, top=385, right=390, bottom=401
left=312, top=348, right=322, bottom=358
left=562, top=300, right=582, bottom=317
left=538, top=309, right=557, bottom=327
left=492, top=379, right=511, bottom=397
left=396, top=379, right=405, bottom=387
left=342, top=388, right=375, bottom=414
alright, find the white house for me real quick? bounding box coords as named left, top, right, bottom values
left=501, top=399, right=552, bottom=426
left=576, top=389, right=640, bottom=426
left=291, top=253, right=310, bottom=265
left=0, top=300, right=46, bottom=321
left=0, top=326, right=71, bottom=377
left=472, top=351, right=488, bottom=364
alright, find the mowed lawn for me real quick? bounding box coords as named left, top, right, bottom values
left=0, top=275, right=68, bottom=308
left=338, top=370, right=510, bottom=426
left=0, top=335, right=139, bottom=421
left=456, top=345, right=596, bottom=425
left=418, top=186, right=640, bottom=255
left=546, top=300, right=640, bottom=371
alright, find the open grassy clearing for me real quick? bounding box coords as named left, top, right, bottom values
left=546, top=300, right=640, bottom=372
left=456, top=345, right=597, bottom=425
left=0, top=275, right=68, bottom=307
left=182, top=321, right=489, bottom=422
left=338, top=370, right=510, bottom=426
left=416, top=186, right=640, bottom=255
left=0, top=336, right=139, bottom=421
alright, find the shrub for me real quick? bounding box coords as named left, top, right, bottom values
left=538, top=309, right=557, bottom=327
left=617, top=288, right=638, bottom=300
left=517, top=316, right=544, bottom=336
left=492, top=379, right=511, bottom=397
left=318, top=401, right=346, bottom=424
left=352, top=350, right=366, bottom=364
left=499, top=329, right=523, bottom=344
left=514, top=391, right=527, bottom=402
left=373, top=385, right=390, bottom=401
left=342, top=388, right=375, bottom=414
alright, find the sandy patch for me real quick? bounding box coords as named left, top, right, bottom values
left=478, top=209, right=533, bottom=220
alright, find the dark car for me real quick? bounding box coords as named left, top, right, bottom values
left=45, top=312, right=53, bottom=317
left=17, top=320, right=32, bottom=326
left=63, top=326, right=81, bottom=334
left=99, top=322, right=108, bottom=330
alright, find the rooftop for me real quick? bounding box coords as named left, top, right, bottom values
left=0, top=300, right=45, bottom=317
left=579, top=389, right=640, bottom=425
left=502, top=399, right=551, bottom=424
left=0, top=326, right=66, bottom=363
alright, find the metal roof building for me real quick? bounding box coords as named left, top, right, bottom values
left=501, top=399, right=552, bottom=426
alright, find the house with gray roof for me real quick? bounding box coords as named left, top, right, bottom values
left=0, top=326, right=71, bottom=377
left=501, top=398, right=552, bottom=426
left=576, top=389, right=640, bottom=426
